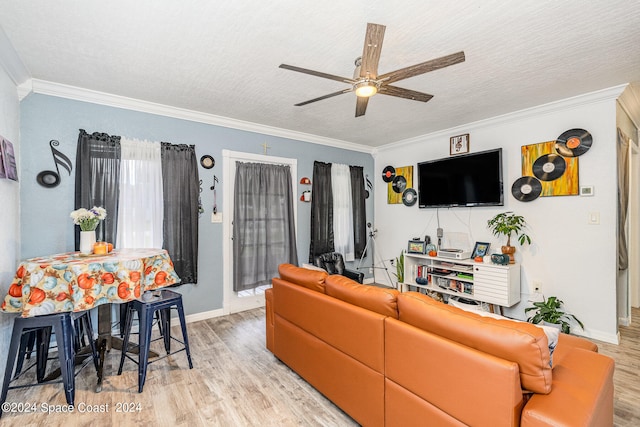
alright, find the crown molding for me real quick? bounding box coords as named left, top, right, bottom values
left=29, top=79, right=374, bottom=154
left=377, top=84, right=628, bottom=152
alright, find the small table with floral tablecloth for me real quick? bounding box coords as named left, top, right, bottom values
left=1, top=248, right=181, bottom=390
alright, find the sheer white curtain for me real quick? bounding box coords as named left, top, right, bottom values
left=331, top=163, right=355, bottom=261
left=116, top=138, right=164, bottom=249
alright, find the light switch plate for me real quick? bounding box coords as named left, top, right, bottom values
left=211, top=213, right=223, bottom=223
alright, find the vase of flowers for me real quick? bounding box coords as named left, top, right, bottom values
left=71, top=206, right=107, bottom=254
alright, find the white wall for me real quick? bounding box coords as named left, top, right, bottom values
left=374, top=86, right=624, bottom=343
left=0, top=65, right=20, bottom=379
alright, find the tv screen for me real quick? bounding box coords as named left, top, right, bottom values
left=418, top=148, right=503, bottom=208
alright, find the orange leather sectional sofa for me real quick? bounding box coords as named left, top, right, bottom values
left=265, top=264, right=615, bottom=427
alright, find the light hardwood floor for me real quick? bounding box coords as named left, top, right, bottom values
left=0, top=307, right=638, bottom=426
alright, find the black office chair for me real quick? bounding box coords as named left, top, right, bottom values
left=313, top=252, right=364, bottom=284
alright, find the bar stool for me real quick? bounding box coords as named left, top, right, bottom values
left=117, top=289, right=193, bottom=392
left=0, top=310, right=99, bottom=417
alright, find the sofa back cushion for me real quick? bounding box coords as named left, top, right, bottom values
left=273, top=278, right=387, bottom=373
left=397, top=292, right=552, bottom=394
left=278, top=263, right=327, bottom=293
left=325, top=275, right=400, bottom=319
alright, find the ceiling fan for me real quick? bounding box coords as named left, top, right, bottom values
left=279, top=23, right=465, bottom=117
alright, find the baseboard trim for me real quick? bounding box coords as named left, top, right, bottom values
left=185, top=308, right=226, bottom=324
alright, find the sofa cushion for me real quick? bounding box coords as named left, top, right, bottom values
left=325, top=275, right=400, bottom=319
left=397, top=292, right=552, bottom=394
left=552, top=332, right=598, bottom=367
left=278, top=263, right=327, bottom=293
left=450, top=301, right=560, bottom=367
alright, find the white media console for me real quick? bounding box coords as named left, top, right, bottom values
left=401, top=252, right=521, bottom=308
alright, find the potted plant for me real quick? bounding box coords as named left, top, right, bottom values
left=486, top=211, right=531, bottom=264
left=392, top=251, right=404, bottom=285
left=525, top=296, right=584, bottom=334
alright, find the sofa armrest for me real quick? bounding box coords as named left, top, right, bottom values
left=344, top=268, right=364, bottom=284
left=521, top=348, right=614, bottom=427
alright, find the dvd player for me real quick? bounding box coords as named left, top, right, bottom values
left=437, top=249, right=472, bottom=260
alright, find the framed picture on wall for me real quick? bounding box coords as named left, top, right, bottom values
left=450, top=134, right=470, bottom=155
left=0, top=136, right=18, bottom=181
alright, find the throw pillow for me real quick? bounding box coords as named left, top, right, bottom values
left=302, top=263, right=327, bottom=272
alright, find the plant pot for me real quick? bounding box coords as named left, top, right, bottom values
left=501, top=245, right=516, bottom=264
left=542, top=321, right=562, bottom=330
left=79, top=230, right=96, bottom=255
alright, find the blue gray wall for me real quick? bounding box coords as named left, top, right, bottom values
left=20, top=93, right=374, bottom=316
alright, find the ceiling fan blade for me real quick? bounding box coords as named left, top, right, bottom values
left=377, top=51, right=465, bottom=85
left=379, top=85, right=433, bottom=102
left=279, top=64, right=355, bottom=84
left=294, top=88, right=352, bottom=106
left=355, top=97, right=369, bottom=117
left=360, top=23, right=385, bottom=79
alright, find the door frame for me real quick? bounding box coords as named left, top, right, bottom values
left=629, top=140, right=639, bottom=312
left=222, top=149, right=298, bottom=314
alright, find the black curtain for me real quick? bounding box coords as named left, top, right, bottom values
left=161, top=143, right=199, bottom=284
left=233, top=162, right=298, bottom=291
left=74, top=129, right=121, bottom=249
left=350, top=165, right=366, bottom=259
left=309, top=161, right=334, bottom=262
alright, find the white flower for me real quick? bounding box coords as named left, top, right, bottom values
left=70, top=206, right=107, bottom=231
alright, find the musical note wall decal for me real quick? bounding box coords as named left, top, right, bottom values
left=36, top=140, right=73, bottom=188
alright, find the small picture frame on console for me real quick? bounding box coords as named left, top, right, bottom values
left=407, top=240, right=426, bottom=254
left=450, top=133, right=470, bottom=155
left=471, top=242, right=490, bottom=258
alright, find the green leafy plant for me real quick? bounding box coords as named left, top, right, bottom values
left=525, top=296, right=584, bottom=334
left=487, top=211, right=531, bottom=247
left=392, top=251, right=404, bottom=283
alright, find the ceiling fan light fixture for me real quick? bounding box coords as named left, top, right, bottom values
left=354, top=80, right=378, bottom=97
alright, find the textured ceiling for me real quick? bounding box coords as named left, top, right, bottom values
left=1, top=1, right=639, bottom=147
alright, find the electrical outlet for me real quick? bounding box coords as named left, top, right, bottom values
left=532, top=280, right=542, bottom=293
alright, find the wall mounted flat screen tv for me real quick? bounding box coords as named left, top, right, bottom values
left=418, top=148, right=503, bottom=208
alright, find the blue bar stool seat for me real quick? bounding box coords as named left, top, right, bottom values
left=117, top=289, right=193, bottom=392
left=0, top=310, right=99, bottom=417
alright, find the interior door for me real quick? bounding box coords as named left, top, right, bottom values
left=222, top=150, right=297, bottom=314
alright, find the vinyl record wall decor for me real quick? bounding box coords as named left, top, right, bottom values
left=512, top=128, right=592, bottom=202
left=382, top=165, right=416, bottom=206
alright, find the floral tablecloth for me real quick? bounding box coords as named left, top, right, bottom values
left=2, top=248, right=181, bottom=317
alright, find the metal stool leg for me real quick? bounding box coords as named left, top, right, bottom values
left=36, top=327, right=52, bottom=382
left=175, top=303, right=193, bottom=369
left=1, top=321, right=25, bottom=418
left=159, top=308, right=171, bottom=354
left=78, top=312, right=100, bottom=373
left=117, top=305, right=136, bottom=375
left=12, top=328, right=34, bottom=379
left=137, top=305, right=153, bottom=393
left=54, top=314, right=76, bottom=406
